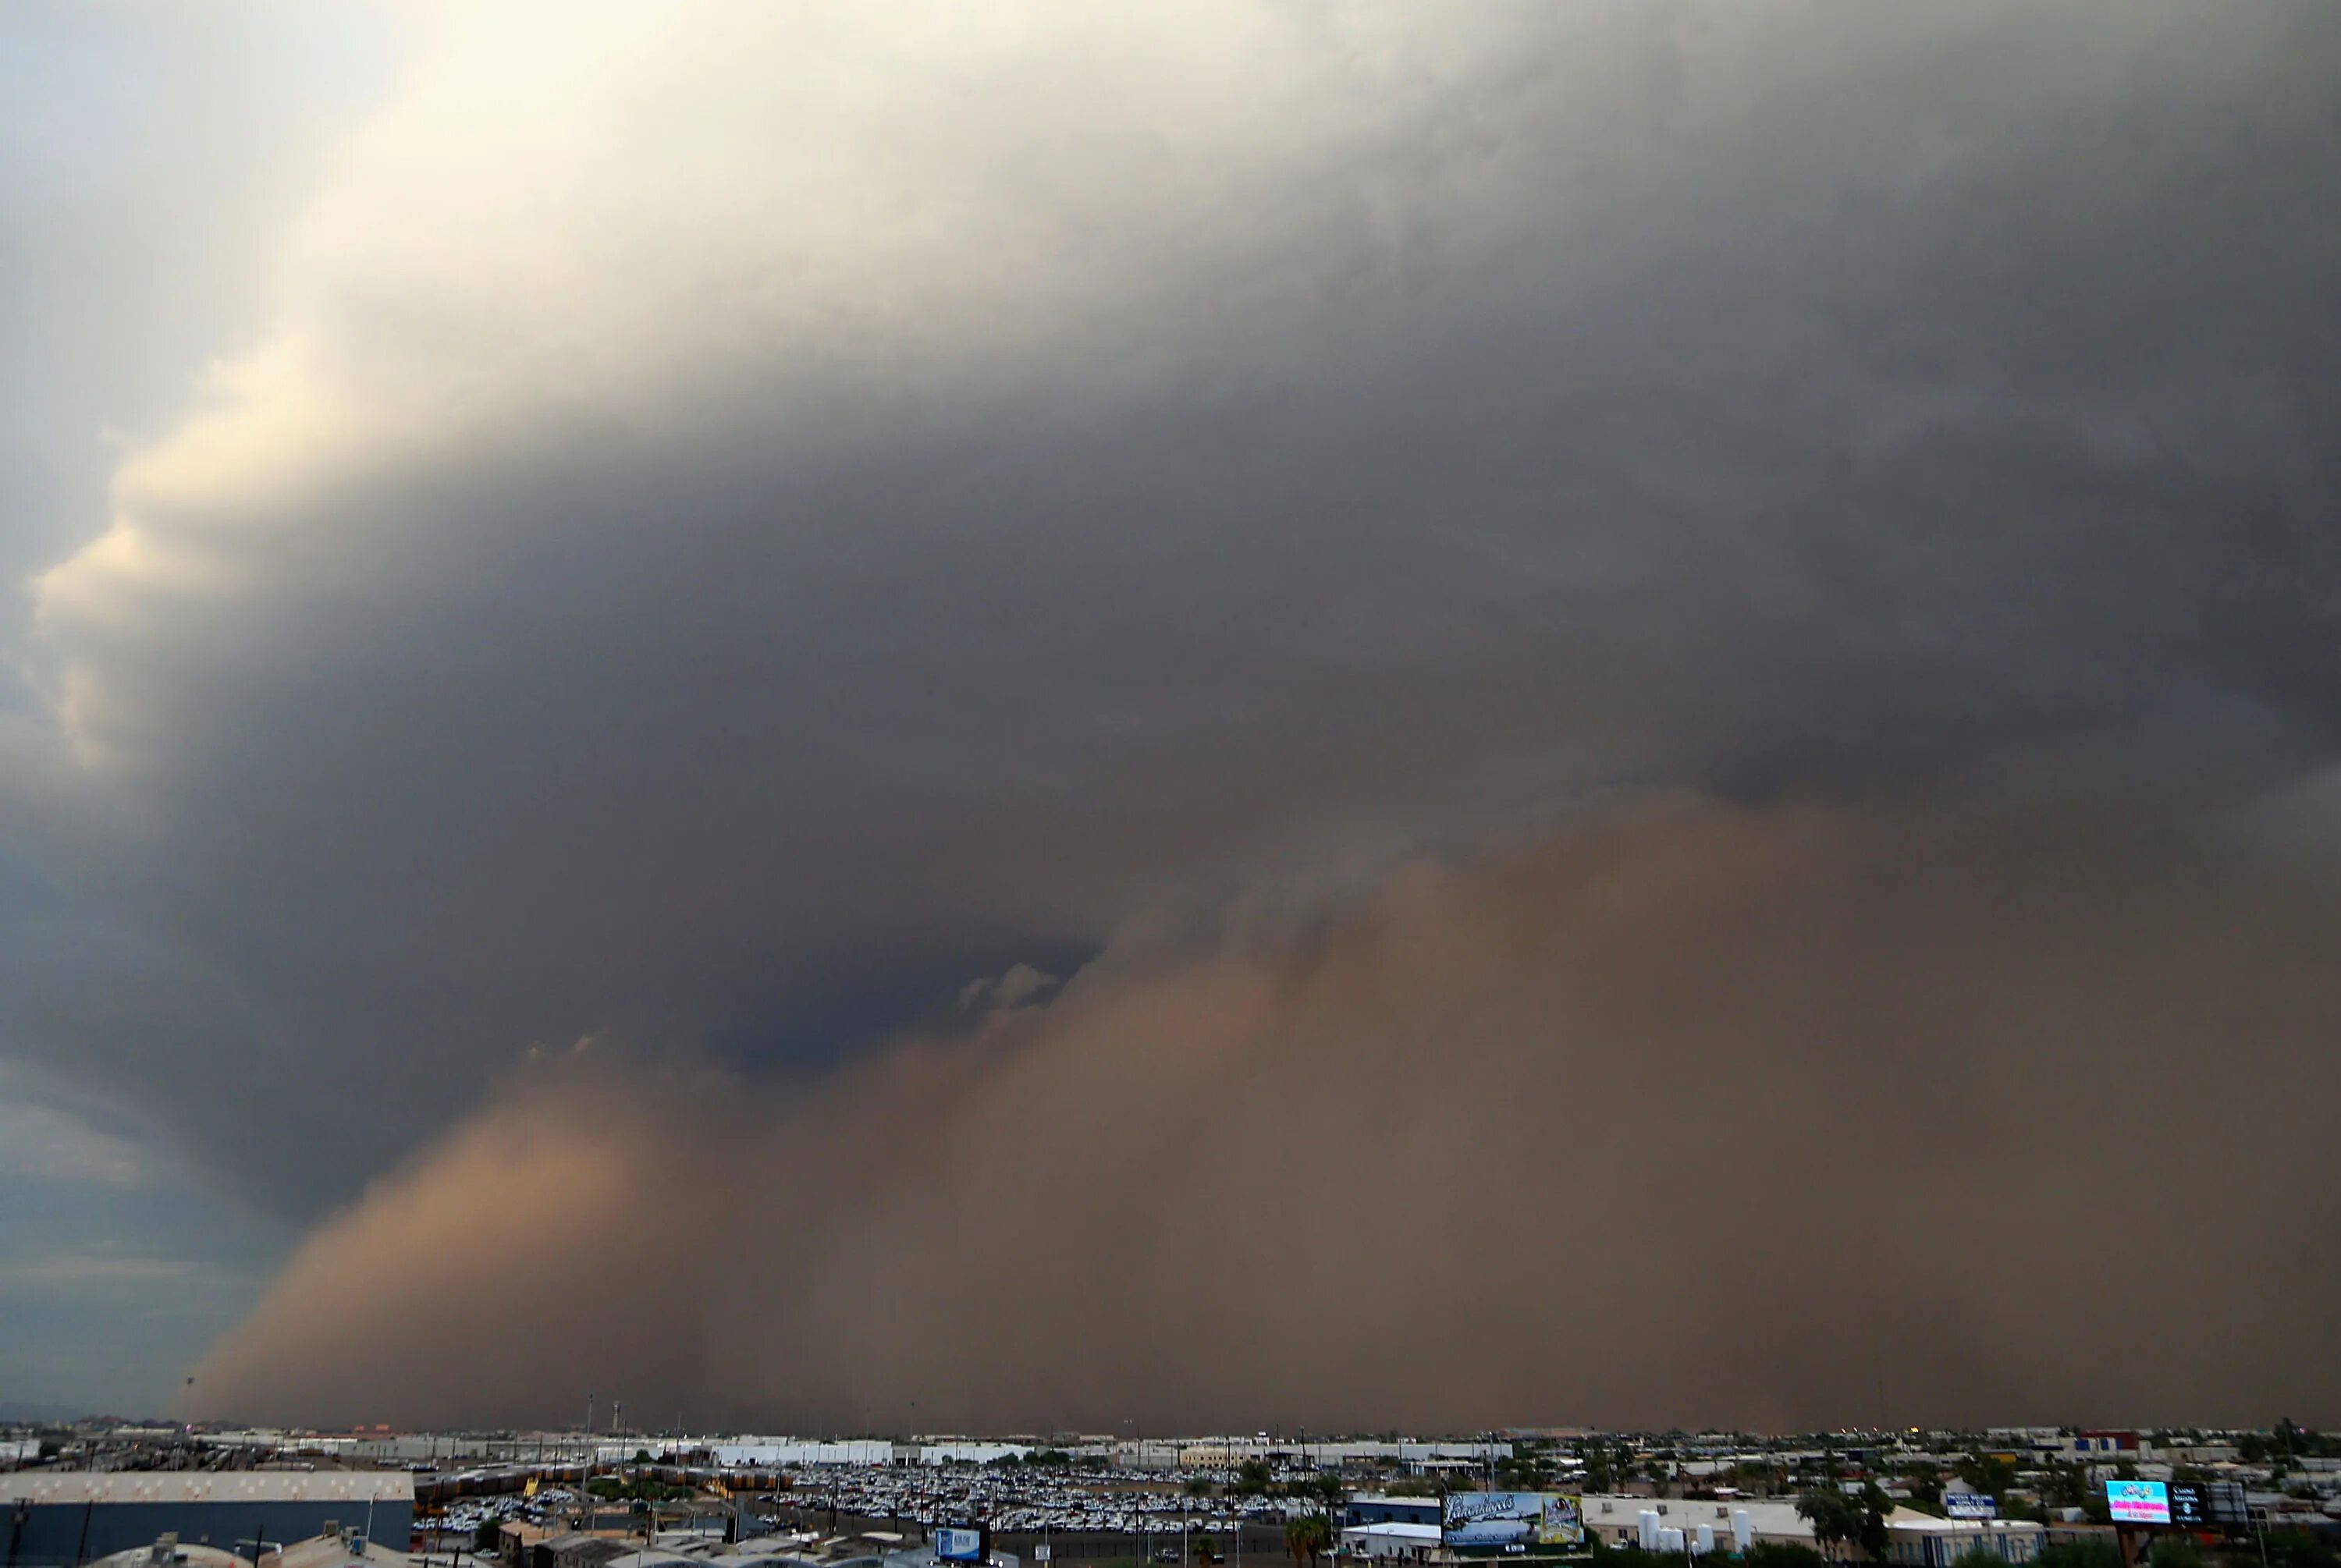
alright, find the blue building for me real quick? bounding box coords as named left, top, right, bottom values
left=3, top=1472, right=414, bottom=1566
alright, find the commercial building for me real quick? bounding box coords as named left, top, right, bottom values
left=1579, top=1497, right=1814, bottom=1552
left=2, top=1473, right=414, bottom=1566
left=1341, top=1499, right=1441, bottom=1530
left=95, top=1537, right=251, bottom=1568
left=1336, top=1523, right=1440, bottom=1563
left=710, top=1446, right=893, bottom=1469
left=1883, top=1516, right=2047, bottom=1568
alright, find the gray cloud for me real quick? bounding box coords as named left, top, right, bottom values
left=0, top=1, right=2337, bottom=1412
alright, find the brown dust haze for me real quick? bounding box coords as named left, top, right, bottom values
left=194, top=798, right=2341, bottom=1432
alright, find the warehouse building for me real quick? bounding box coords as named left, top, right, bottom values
left=1883, top=1515, right=2048, bottom=1567
left=1337, top=1522, right=1441, bottom=1563
left=1580, top=1496, right=1816, bottom=1552
left=1342, top=1498, right=1443, bottom=1530
left=2, top=1472, right=414, bottom=1566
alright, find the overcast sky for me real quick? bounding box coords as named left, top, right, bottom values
left=3, top=1, right=2339, bottom=1425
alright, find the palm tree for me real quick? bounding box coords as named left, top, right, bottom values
left=1284, top=1513, right=1334, bottom=1568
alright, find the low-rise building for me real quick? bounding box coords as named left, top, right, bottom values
left=1579, top=1496, right=1814, bottom=1552
left=1337, top=1523, right=1440, bottom=1563
left=1883, top=1514, right=2047, bottom=1568
left=2, top=1472, right=414, bottom=1566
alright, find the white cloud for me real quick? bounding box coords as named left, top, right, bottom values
left=0, top=1098, right=147, bottom=1187
left=2, top=1254, right=197, bottom=1286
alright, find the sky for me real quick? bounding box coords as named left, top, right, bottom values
left=2, top=0, right=2338, bottom=1428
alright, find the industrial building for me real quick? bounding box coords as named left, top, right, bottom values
left=1335, top=1522, right=1440, bottom=1563
left=1882, top=1516, right=2048, bottom=1567
left=1580, top=1496, right=1815, bottom=1552
left=1341, top=1498, right=1442, bottom=1530
left=1, top=1472, right=414, bottom=1566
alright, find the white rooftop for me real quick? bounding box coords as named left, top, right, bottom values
left=1339, top=1525, right=1441, bottom=1542
left=3, top=1474, right=415, bottom=1506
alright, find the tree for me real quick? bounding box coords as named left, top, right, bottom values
left=1796, top=1485, right=1888, bottom=1562
left=1797, top=1491, right=1853, bottom=1558
left=1236, top=1461, right=1275, bottom=1497
left=1285, top=1514, right=1334, bottom=1568
left=1955, top=1457, right=2018, bottom=1501
left=1853, top=1482, right=1891, bottom=1559
left=2032, top=1542, right=2123, bottom=1568
left=2261, top=1531, right=2341, bottom=1568
left=1746, top=1545, right=1830, bottom=1568
left=2147, top=1537, right=2203, bottom=1568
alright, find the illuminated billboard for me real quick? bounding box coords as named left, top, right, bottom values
left=936, top=1527, right=986, bottom=1563
left=2107, top=1481, right=2170, bottom=1526
left=1443, top=1493, right=1584, bottom=1549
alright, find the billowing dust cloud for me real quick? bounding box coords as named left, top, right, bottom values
left=194, top=798, right=2341, bottom=1431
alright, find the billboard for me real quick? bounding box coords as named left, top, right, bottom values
left=936, top=1527, right=986, bottom=1563
left=2205, top=1482, right=2250, bottom=1530
left=2107, top=1481, right=2170, bottom=1526
left=1443, top=1493, right=1584, bottom=1548
left=2168, top=1483, right=2248, bottom=1532
left=1538, top=1496, right=1586, bottom=1548
left=1945, top=1496, right=1997, bottom=1520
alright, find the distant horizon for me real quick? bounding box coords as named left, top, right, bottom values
left=7, top=1417, right=2315, bottom=1442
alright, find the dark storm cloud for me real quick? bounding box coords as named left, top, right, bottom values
left=2, top=1, right=2339, bottom=1417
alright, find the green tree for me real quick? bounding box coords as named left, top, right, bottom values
left=1797, top=1485, right=1889, bottom=1561
left=2147, top=1537, right=2204, bottom=1568
left=1235, top=1461, right=1274, bottom=1497
left=1285, top=1514, right=1333, bottom=1568
left=2261, top=1531, right=2341, bottom=1568
left=1955, top=1457, right=2017, bottom=1501
left=2033, top=1541, right=2123, bottom=1568
left=1746, top=1545, right=1830, bottom=1568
